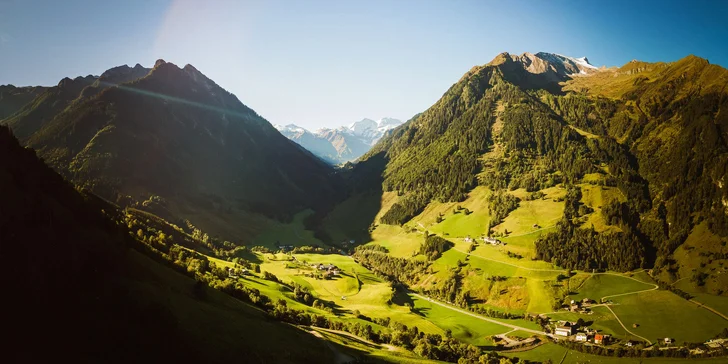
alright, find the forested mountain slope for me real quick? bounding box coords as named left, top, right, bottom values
left=351, top=52, right=728, bottom=288
left=1, top=60, right=345, bottom=242
left=0, top=84, right=47, bottom=119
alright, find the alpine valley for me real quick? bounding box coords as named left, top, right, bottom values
left=2, top=50, right=728, bottom=364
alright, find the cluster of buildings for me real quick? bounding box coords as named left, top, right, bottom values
left=554, top=321, right=611, bottom=345
left=312, top=263, right=340, bottom=277
left=227, top=267, right=249, bottom=278
left=563, top=298, right=595, bottom=314
left=464, top=235, right=503, bottom=245
left=699, top=338, right=728, bottom=353
left=274, top=242, right=295, bottom=252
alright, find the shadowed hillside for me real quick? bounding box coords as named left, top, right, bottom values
left=0, top=125, right=338, bottom=363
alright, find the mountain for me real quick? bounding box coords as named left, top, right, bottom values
left=1, top=60, right=344, bottom=242
left=275, top=117, right=403, bottom=163
left=0, top=84, right=47, bottom=119
left=344, top=51, right=727, bottom=292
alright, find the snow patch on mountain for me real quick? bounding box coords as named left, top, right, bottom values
left=274, top=117, right=403, bottom=163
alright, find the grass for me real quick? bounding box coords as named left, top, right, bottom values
left=322, top=190, right=387, bottom=244
left=492, top=187, right=565, bottom=239
left=251, top=209, right=323, bottom=248
left=610, top=289, right=727, bottom=343
left=526, top=279, right=558, bottom=313
left=415, top=186, right=493, bottom=238
left=505, top=343, right=728, bottom=364
left=499, top=228, right=557, bottom=259
left=369, top=224, right=423, bottom=258
left=578, top=184, right=624, bottom=233
left=570, top=273, right=656, bottom=302
left=670, top=221, right=728, bottom=296
left=690, top=293, right=728, bottom=317
left=408, top=294, right=511, bottom=346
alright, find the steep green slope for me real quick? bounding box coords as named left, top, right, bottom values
left=351, top=53, right=649, bottom=272
left=555, top=56, right=728, bottom=287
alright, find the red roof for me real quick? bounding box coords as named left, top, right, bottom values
left=595, top=334, right=604, bottom=340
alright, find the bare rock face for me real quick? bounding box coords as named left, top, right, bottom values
left=490, top=51, right=601, bottom=79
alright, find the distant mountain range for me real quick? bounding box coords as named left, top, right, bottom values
left=275, top=117, right=403, bottom=163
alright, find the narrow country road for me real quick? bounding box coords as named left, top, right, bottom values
left=598, top=274, right=658, bottom=302
left=689, top=299, right=728, bottom=322
left=308, top=329, right=355, bottom=364
left=604, top=305, right=653, bottom=345
left=409, top=292, right=556, bottom=339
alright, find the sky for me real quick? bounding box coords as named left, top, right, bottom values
left=1, top=0, right=727, bottom=130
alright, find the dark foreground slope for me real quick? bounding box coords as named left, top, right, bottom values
left=0, top=125, right=334, bottom=363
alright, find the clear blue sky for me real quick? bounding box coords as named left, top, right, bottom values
left=1, top=0, right=726, bottom=130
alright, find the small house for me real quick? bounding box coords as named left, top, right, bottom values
left=464, top=236, right=473, bottom=243
left=555, top=325, right=573, bottom=337
left=318, top=263, right=338, bottom=271
left=484, top=236, right=501, bottom=245
left=575, top=333, right=588, bottom=342
left=625, top=341, right=635, bottom=347
left=706, top=341, right=722, bottom=350
left=664, top=337, right=674, bottom=345
left=594, top=334, right=604, bottom=344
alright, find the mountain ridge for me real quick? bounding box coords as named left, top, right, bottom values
left=1, top=60, right=345, bottom=242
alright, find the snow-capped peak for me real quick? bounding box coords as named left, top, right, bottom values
left=376, top=117, right=403, bottom=131
left=558, top=54, right=597, bottom=70
left=274, top=124, right=308, bottom=134
left=348, top=118, right=378, bottom=134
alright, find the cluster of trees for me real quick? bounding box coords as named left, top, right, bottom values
left=427, top=267, right=466, bottom=306
left=353, top=245, right=427, bottom=284
left=419, top=235, right=454, bottom=260
left=487, top=190, right=520, bottom=228
left=535, top=219, right=646, bottom=271
left=535, top=185, right=648, bottom=271
left=380, top=193, right=430, bottom=225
